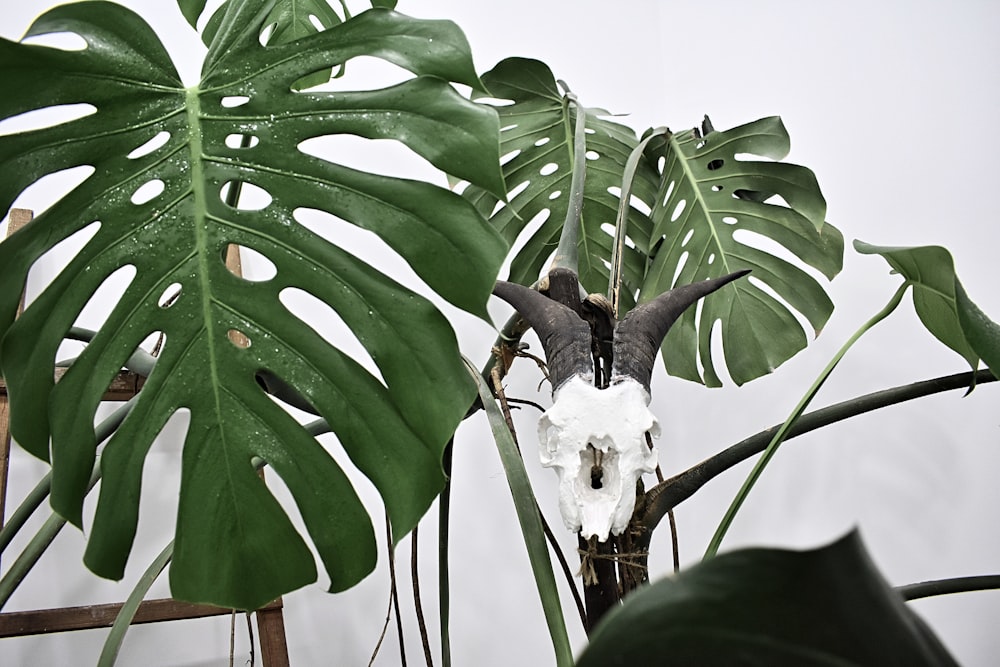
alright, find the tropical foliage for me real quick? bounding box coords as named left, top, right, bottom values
left=0, top=0, right=997, bottom=665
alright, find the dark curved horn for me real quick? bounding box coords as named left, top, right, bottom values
left=612, top=270, right=751, bottom=392
left=493, top=277, right=593, bottom=393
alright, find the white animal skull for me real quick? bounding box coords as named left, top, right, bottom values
left=537, top=375, right=661, bottom=541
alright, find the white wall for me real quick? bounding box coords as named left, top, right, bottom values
left=2, top=1, right=998, bottom=665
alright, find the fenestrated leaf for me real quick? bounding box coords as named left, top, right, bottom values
left=462, top=58, right=656, bottom=306
left=195, top=0, right=349, bottom=89
left=855, top=241, right=1000, bottom=379
left=642, top=117, right=844, bottom=386
left=576, top=532, right=957, bottom=667
left=0, top=1, right=505, bottom=610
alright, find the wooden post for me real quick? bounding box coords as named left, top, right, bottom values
left=0, top=208, right=32, bottom=550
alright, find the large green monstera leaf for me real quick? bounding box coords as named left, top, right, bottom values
left=461, top=58, right=657, bottom=305
left=641, top=118, right=844, bottom=386
left=0, top=1, right=505, bottom=609
left=465, top=59, right=842, bottom=387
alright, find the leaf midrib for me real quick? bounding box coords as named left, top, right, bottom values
left=185, top=85, right=247, bottom=534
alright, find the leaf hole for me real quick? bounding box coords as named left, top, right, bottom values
left=127, top=131, right=171, bottom=160
left=507, top=180, right=531, bottom=200
left=500, top=149, right=521, bottom=166
left=69, top=264, right=137, bottom=339
left=539, top=162, right=559, bottom=176
left=504, top=208, right=551, bottom=281
left=707, top=159, right=725, bottom=171
left=681, top=229, right=695, bottom=247
left=298, top=134, right=435, bottom=180
left=722, top=216, right=738, bottom=225
left=661, top=181, right=676, bottom=207
left=131, top=179, right=165, bottom=206
left=6, top=165, right=94, bottom=224
left=23, top=216, right=100, bottom=307
left=224, top=245, right=277, bottom=282
left=308, top=14, right=327, bottom=32
left=279, top=287, right=385, bottom=386
left=21, top=32, right=88, bottom=51
left=479, top=98, right=516, bottom=108
left=548, top=190, right=562, bottom=200
left=584, top=127, right=596, bottom=135
left=225, top=134, right=260, bottom=149
left=712, top=185, right=724, bottom=192
left=228, top=329, right=251, bottom=349
left=671, top=251, right=690, bottom=288
left=220, top=181, right=272, bottom=210
left=670, top=199, right=687, bottom=222
left=0, top=103, right=96, bottom=137
left=585, top=150, right=600, bottom=161
left=158, top=283, right=182, bottom=308
left=499, top=123, right=519, bottom=132
left=534, top=137, right=551, bottom=147
left=221, top=96, right=250, bottom=108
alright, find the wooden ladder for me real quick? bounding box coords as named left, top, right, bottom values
left=0, top=209, right=291, bottom=665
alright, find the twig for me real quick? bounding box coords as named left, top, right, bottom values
left=411, top=525, right=433, bottom=667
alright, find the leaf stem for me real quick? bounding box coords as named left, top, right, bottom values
left=97, top=540, right=174, bottom=667
left=704, top=281, right=910, bottom=559
left=608, top=128, right=669, bottom=315
left=550, top=93, right=587, bottom=273
left=641, top=368, right=996, bottom=531
left=465, top=358, right=573, bottom=667
left=898, top=575, right=1000, bottom=601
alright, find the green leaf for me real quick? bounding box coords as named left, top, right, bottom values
left=462, top=58, right=656, bottom=306
left=642, top=117, right=844, bottom=387
left=576, top=532, right=958, bottom=667
left=855, top=241, right=1000, bottom=378
left=197, top=0, right=349, bottom=89
left=177, top=0, right=209, bottom=29
left=0, top=1, right=505, bottom=610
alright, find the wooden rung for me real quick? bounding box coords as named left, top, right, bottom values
left=0, top=597, right=283, bottom=638
left=0, top=369, right=145, bottom=401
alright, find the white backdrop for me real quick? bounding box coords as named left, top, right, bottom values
left=2, top=1, right=999, bottom=665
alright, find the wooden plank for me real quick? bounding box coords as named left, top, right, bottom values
left=0, top=598, right=283, bottom=638
left=0, top=369, right=145, bottom=400
left=1, top=209, right=33, bottom=555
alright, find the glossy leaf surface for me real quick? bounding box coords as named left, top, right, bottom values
left=462, top=58, right=656, bottom=306
left=184, top=0, right=348, bottom=90
left=0, top=1, right=505, bottom=609
left=466, top=59, right=842, bottom=386
left=576, top=532, right=957, bottom=667
left=642, top=118, right=844, bottom=386
left=856, top=241, right=1000, bottom=378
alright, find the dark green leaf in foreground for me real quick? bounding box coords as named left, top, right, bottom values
left=855, top=241, right=1000, bottom=379
left=576, top=532, right=957, bottom=667
left=462, top=58, right=657, bottom=305
left=0, top=1, right=505, bottom=609
left=641, top=117, right=844, bottom=387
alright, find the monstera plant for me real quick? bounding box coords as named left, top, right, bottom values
left=1, top=1, right=998, bottom=665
